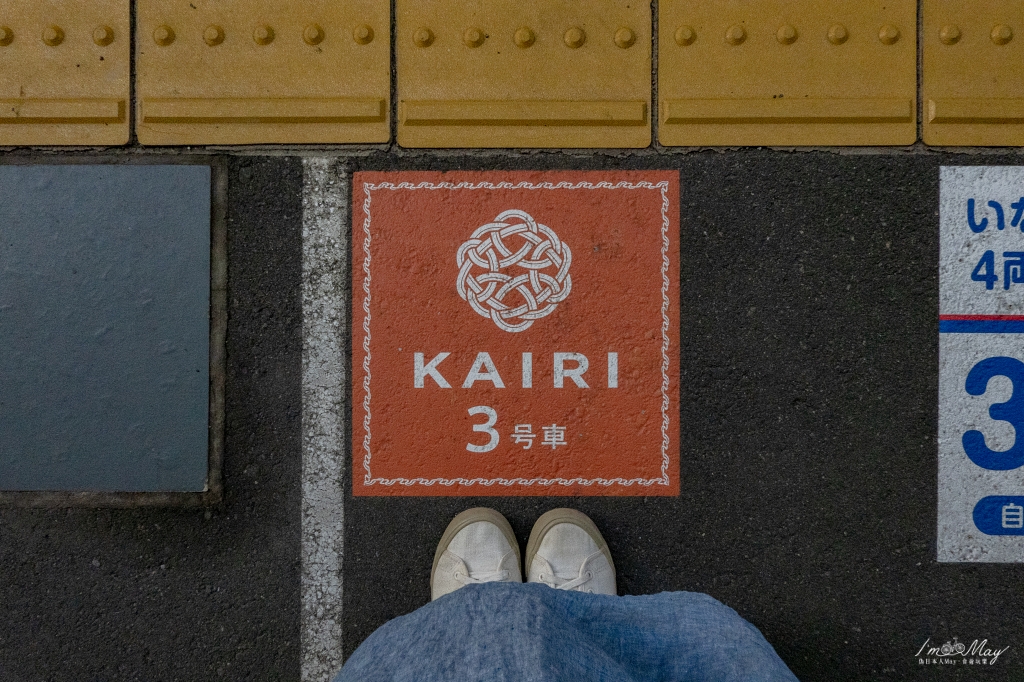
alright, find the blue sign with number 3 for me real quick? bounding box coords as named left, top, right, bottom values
left=963, top=357, right=1024, bottom=471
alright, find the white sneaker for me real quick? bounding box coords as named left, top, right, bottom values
left=525, top=508, right=616, bottom=595
left=430, top=507, right=522, bottom=601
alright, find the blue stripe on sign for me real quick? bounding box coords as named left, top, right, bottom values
left=974, top=496, right=1024, bottom=535
left=940, top=320, right=1024, bottom=333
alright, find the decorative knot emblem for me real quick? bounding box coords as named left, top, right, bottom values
left=456, top=209, right=573, bottom=333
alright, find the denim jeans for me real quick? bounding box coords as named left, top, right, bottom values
left=334, top=582, right=798, bottom=682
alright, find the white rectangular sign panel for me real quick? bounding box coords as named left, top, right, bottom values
left=939, top=167, right=1024, bottom=562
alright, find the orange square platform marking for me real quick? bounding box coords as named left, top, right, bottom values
left=353, top=171, right=680, bottom=496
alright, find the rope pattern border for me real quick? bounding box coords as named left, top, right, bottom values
left=360, top=180, right=673, bottom=488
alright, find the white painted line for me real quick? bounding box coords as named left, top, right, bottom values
left=301, top=158, right=347, bottom=680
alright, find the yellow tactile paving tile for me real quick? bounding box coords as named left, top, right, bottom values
left=923, top=1, right=1024, bottom=146
left=396, top=0, right=651, bottom=148
left=0, top=1, right=129, bottom=146
left=136, top=0, right=389, bottom=145
left=658, top=0, right=917, bottom=147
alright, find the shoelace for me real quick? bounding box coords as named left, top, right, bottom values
left=537, top=569, right=595, bottom=593
left=453, top=569, right=510, bottom=585
left=532, top=557, right=598, bottom=593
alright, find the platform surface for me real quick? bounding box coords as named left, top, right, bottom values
left=0, top=152, right=1023, bottom=681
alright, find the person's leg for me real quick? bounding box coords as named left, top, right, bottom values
left=336, top=582, right=640, bottom=682
left=521, top=508, right=796, bottom=681
left=336, top=588, right=796, bottom=682
left=335, top=508, right=798, bottom=682
left=337, top=507, right=535, bottom=682
left=560, top=589, right=799, bottom=682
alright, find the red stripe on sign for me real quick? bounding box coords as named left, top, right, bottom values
left=940, top=315, right=1024, bottom=321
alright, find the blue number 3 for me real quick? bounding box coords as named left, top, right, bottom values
left=963, top=357, right=1024, bottom=470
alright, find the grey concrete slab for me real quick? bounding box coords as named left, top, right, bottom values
left=0, top=165, right=210, bottom=492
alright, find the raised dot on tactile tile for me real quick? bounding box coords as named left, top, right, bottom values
left=301, top=23, right=323, bottom=45
left=828, top=23, right=848, bottom=45
left=992, top=24, right=1013, bottom=45
left=0, top=26, right=13, bottom=46
left=614, top=27, right=636, bottom=48
left=464, top=27, right=485, bottom=48
left=725, top=25, right=746, bottom=45
left=564, top=27, right=585, bottom=48
left=939, top=24, right=962, bottom=45
left=413, top=27, right=434, bottom=47
left=93, top=25, right=114, bottom=46
left=674, top=25, right=696, bottom=46
left=204, top=25, right=225, bottom=46
left=514, top=27, right=535, bottom=48
left=352, top=24, right=373, bottom=45
left=153, top=25, right=174, bottom=46
left=879, top=24, right=900, bottom=45
left=777, top=24, right=797, bottom=44
left=254, top=25, right=274, bottom=45
left=42, top=25, right=64, bottom=46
